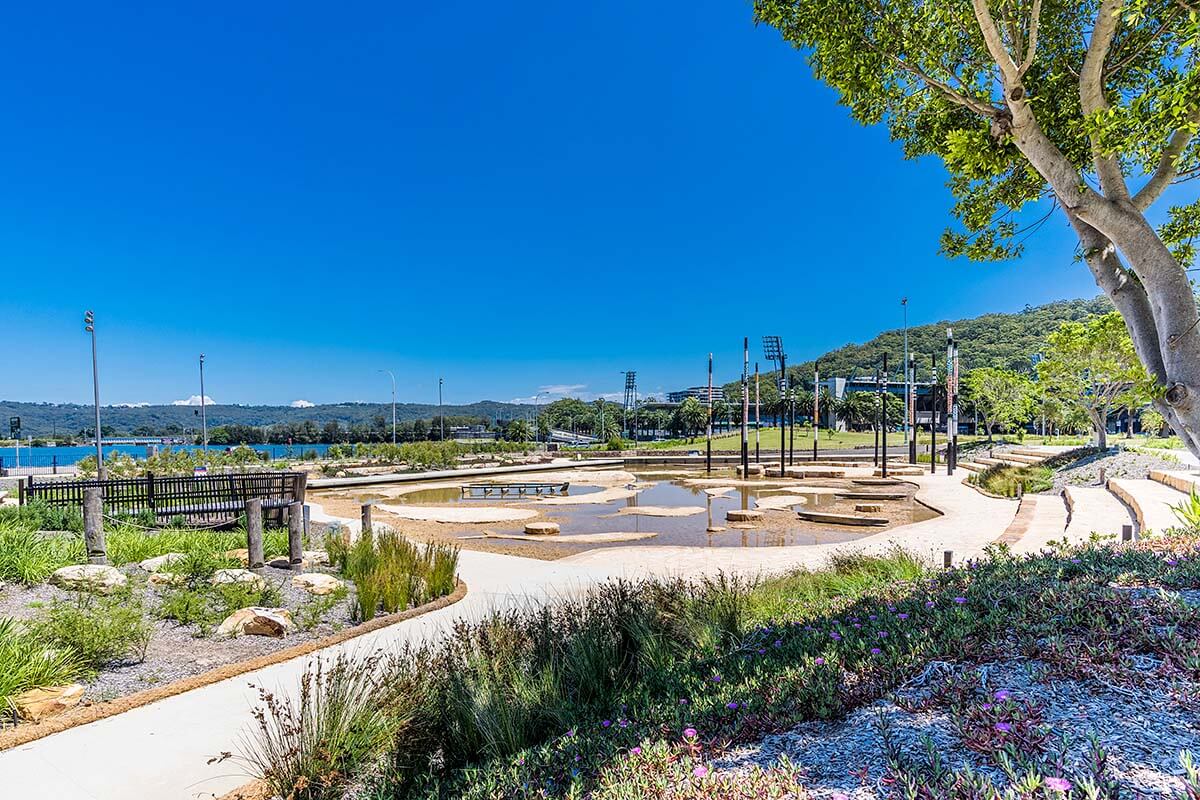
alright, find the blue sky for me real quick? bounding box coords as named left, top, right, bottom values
left=0, top=1, right=1106, bottom=407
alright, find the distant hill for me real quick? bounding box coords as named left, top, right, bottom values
left=725, top=295, right=1114, bottom=393
left=0, top=400, right=531, bottom=439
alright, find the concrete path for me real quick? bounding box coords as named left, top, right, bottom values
left=1063, top=486, right=1135, bottom=540
left=1001, top=494, right=1069, bottom=555
left=1108, top=478, right=1188, bottom=535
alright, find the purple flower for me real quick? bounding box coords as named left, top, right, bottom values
left=831, top=794, right=850, bottom=800
left=1044, top=777, right=1072, bottom=792
left=693, top=765, right=709, bottom=778
left=925, top=601, right=935, bottom=608
left=853, top=623, right=862, bottom=629
left=773, top=639, right=782, bottom=648
left=994, top=722, right=1012, bottom=733
left=814, top=657, right=826, bottom=666
left=954, top=597, right=967, bottom=604
left=566, top=727, right=576, bottom=738
left=877, top=630, right=889, bottom=638
left=683, top=727, right=698, bottom=739
left=630, top=746, right=642, bottom=755
left=602, top=720, right=611, bottom=728
left=757, top=647, right=766, bottom=655
left=994, top=690, right=1011, bottom=702
left=830, top=632, right=842, bottom=641
left=574, top=754, right=581, bottom=762
left=981, top=703, right=993, bottom=711
left=711, top=674, right=722, bottom=683
left=869, top=614, right=877, bottom=621
left=870, top=647, right=882, bottom=655
left=726, top=702, right=739, bottom=710
left=619, top=719, right=629, bottom=728
left=897, top=613, right=909, bottom=620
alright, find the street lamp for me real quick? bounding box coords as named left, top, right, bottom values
left=199, top=354, right=208, bottom=465
left=378, top=370, right=396, bottom=444
left=762, top=336, right=786, bottom=475
left=84, top=310, right=104, bottom=480
left=902, top=298, right=910, bottom=447
left=438, top=377, right=444, bottom=441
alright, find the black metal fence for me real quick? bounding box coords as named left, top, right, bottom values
left=19, top=471, right=307, bottom=522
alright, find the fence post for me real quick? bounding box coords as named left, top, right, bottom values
left=288, top=501, right=304, bottom=572
left=52, top=455, right=57, bottom=475
left=302, top=504, right=310, bottom=541
left=84, top=487, right=107, bottom=565
left=245, top=498, right=265, bottom=574
left=1098, top=467, right=1106, bottom=486
left=293, top=472, right=308, bottom=505
left=361, top=502, right=372, bottom=537
left=146, top=472, right=156, bottom=512
left=943, top=550, right=953, bottom=569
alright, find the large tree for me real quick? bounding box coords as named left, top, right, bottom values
left=755, top=0, right=1200, bottom=458
left=961, top=367, right=1036, bottom=438
left=1037, top=311, right=1150, bottom=447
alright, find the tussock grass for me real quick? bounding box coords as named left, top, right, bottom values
left=0, top=618, right=85, bottom=711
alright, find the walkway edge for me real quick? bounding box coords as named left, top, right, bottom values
left=0, top=580, right=468, bottom=752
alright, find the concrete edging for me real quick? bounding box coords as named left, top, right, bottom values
left=0, top=580, right=468, bottom=752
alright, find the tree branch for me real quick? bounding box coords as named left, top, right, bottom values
left=1080, top=0, right=1131, bottom=201
left=1017, top=0, right=1043, bottom=77
left=971, top=0, right=1019, bottom=82
left=1132, top=106, right=1200, bottom=210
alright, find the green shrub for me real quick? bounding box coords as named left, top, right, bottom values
left=295, top=585, right=349, bottom=632
left=1171, top=488, right=1200, bottom=531
left=0, top=525, right=82, bottom=584
left=969, top=463, right=1053, bottom=497
left=0, top=617, right=84, bottom=711
left=27, top=592, right=153, bottom=675
left=342, top=530, right=458, bottom=621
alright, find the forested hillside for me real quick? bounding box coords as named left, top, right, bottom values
left=724, top=296, right=1113, bottom=394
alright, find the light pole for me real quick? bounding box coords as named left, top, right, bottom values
left=379, top=370, right=396, bottom=444
left=754, top=362, right=761, bottom=463
left=706, top=353, right=714, bottom=474
left=84, top=311, right=104, bottom=480
left=740, top=337, right=749, bottom=477
left=438, top=377, right=444, bottom=441
left=199, top=354, right=208, bottom=464
left=902, top=298, right=910, bottom=447
left=762, top=336, right=786, bottom=475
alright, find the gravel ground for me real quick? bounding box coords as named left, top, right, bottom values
left=0, top=563, right=354, bottom=705
left=714, top=652, right=1199, bottom=797
left=1047, top=447, right=1185, bottom=493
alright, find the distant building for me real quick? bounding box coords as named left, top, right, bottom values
left=449, top=424, right=496, bottom=440
left=667, top=387, right=724, bottom=403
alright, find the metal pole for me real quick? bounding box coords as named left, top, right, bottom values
left=779, top=353, right=787, bottom=475
left=85, top=311, right=104, bottom=480
left=741, top=337, right=749, bottom=476
left=199, top=354, right=208, bottom=463
left=930, top=354, right=937, bottom=475
left=881, top=353, right=889, bottom=478
left=754, top=362, right=760, bottom=463
left=902, top=298, right=909, bottom=446
left=873, top=366, right=880, bottom=467
left=908, top=357, right=918, bottom=463
left=951, top=338, right=960, bottom=475
left=946, top=328, right=954, bottom=476
left=706, top=353, right=713, bottom=474
left=812, top=361, right=819, bottom=462
left=438, top=377, right=444, bottom=441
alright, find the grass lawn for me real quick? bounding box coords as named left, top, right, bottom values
left=643, top=427, right=986, bottom=453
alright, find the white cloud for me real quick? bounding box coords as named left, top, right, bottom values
left=111, top=402, right=150, bottom=408
left=290, top=399, right=315, bottom=408
left=171, top=395, right=216, bottom=406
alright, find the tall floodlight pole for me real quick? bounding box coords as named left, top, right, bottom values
left=199, top=354, right=208, bottom=464
left=379, top=370, right=396, bottom=444
left=622, top=371, right=637, bottom=444
left=762, top=337, right=786, bottom=475
left=754, top=362, right=761, bottom=463
left=438, top=378, right=444, bottom=441
left=813, top=361, right=820, bottom=461
left=84, top=311, right=104, bottom=480
left=741, top=338, right=749, bottom=476
left=706, top=353, right=714, bottom=474
left=902, top=298, right=910, bottom=447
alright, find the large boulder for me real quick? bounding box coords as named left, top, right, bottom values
left=50, top=564, right=127, bottom=595
left=291, top=573, right=343, bottom=596
left=224, top=548, right=250, bottom=566
left=211, top=569, right=266, bottom=591
left=217, top=607, right=294, bottom=638
left=139, top=553, right=185, bottom=573
left=11, top=684, right=85, bottom=722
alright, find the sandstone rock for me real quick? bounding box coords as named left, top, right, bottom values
left=12, top=684, right=85, bottom=722
left=303, top=549, right=331, bottom=567
left=706, top=526, right=727, bottom=533
left=50, top=564, right=128, bottom=595
left=524, top=521, right=561, bottom=535
left=211, top=569, right=266, bottom=591
left=725, top=509, right=764, bottom=523
left=148, top=572, right=185, bottom=588
left=224, top=548, right=250, bottom=566
left=217, top=607, right=294, bottom=637
left=855, top=503, right=883, bottom=513
left=139, top=553, right=185, bottom=573
left=292, top=573, right=343, bottom=596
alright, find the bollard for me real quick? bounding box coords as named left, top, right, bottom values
left=361, top=502, right=372, bottom=537
left=83, top=487, right=107, bottom=565
left=1098, top=467, right=1106, bottom=486
left=1017, top=482, right=1024, bottom=499
left=943, top=550, right=953, bottom=569
left=1121, top=524, right=1133, bottom=543
left=302, top=504, right=311, bottom=541
left=287, top=501, right=304, bottom=572
left=245, top=498, right=265, bottom=574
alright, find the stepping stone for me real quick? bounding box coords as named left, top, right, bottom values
left=50, top=564, right=127, bottom=595
left=292, top=573, right=344, bottom=596
left=524, top=521, right=561, bottom=535
left=855, top=504, right=882, bottom=513
left=797, top=510, right=888, bottom=526
left=736, top=464, right=765, bottom=477
left=726, top=509, right=763, bottom=523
